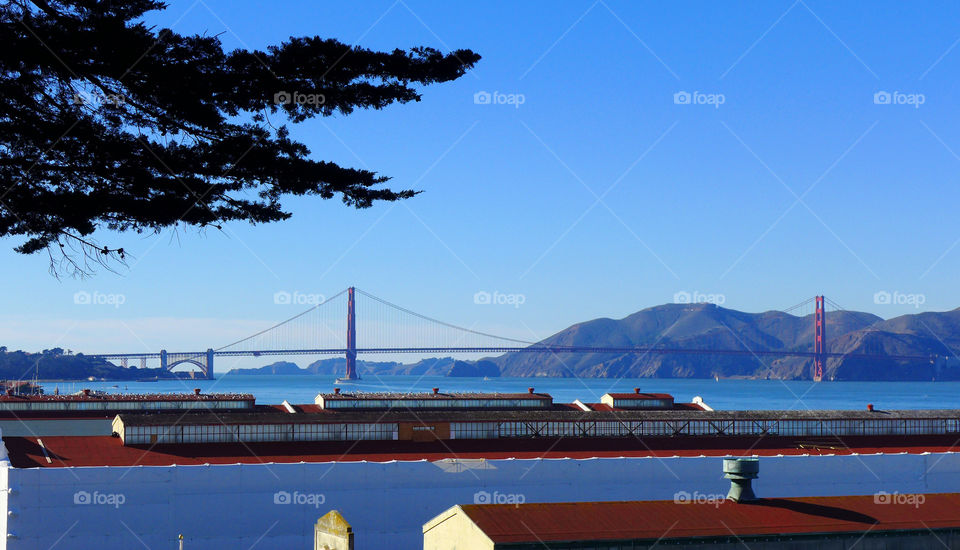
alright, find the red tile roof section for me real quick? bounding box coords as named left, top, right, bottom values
left=460, top=494, right=960, bottom=542
left=0, top=393, right=253, bottom=402
left=606, top=393, right=673, bottom=399
left=320, top=392, right=551, bottom=401
left=6, top=434, right=960, bottom=469
left=0, top=403, right=270, bottom=420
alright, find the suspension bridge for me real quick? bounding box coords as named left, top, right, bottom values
left=89, top=288, right=934, bottom=382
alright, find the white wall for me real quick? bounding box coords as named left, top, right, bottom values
left=0, top=430, right=7, bottom=550
left=5, top=452, right=960, bottom=550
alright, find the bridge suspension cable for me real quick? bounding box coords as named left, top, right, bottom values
left=782, top=297, right=816, bottom=315
left=354, top=288, right=536, bottom=347
left=215, top=288, right=349, bottom=352
left=823, top=296, right=847, bottom=312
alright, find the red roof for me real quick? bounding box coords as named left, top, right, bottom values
left=320, top=391, right=551, bottom=401
left=0, top=393, right=253, bottom=402
left=6, top=434, right=960, bottom=468
left=0, top=402, right=270, bottom=420
left=606, top=393, right=674, bottom=400
left=576, top=402, right=704, bottom=412
left=459, top=494, right=960, bottom=542
left=673, top=402, right=708, bottom=411
left=288, top=404, right=326, bottom=413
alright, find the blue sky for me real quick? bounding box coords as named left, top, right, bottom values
left=3, top=1, right=960, bottom=368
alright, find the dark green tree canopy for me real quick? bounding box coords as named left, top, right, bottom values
left=0, top=0, right=479, bottom=275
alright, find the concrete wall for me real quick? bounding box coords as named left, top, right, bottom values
left=5, top=452, right=960, bottom=549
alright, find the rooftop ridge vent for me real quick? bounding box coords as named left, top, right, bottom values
left=724, top=457, right=759, bottom=502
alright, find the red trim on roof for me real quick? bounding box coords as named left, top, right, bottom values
left=7, top=434, right=960, bottom=469
left=580, top=402, right=701, bottom=412
left=673, top=402, right=708, bottom=411
left=0, top=393, right=253, bottom=402
left=460, top=494, right=960, bottom=542
left=320, top=392, right=551, bottom=400
left=606, top=393, right=673, bottom=399
left=266, top=404, right=328, bottom=414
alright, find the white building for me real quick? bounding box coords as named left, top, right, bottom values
left=2, top=436, right=960, bottom=549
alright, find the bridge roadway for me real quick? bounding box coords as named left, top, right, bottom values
left=90, top=346, right=933, bottom=362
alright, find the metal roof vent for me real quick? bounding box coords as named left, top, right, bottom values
left=723, top=457, right=759, bottom=502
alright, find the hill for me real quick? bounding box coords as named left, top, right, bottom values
left=486, top=303, right=960, bottom=381
left=0, top=347, right=173, bottom=381
left=227, top=357, right=499, bottom=378
left=219, top=304, right=960, bottom=381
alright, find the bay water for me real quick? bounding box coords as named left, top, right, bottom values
left=57, top=375, right=960, bottom=410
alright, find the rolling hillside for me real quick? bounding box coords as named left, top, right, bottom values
left=486, top=303, right=960, bottom=381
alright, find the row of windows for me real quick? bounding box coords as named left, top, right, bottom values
left=457, top=418, right=960, bottom=439
left=451, top=422, right=499, bottom=439
left=118, top=422, right=399, bottom=444
left=116, top=417, right=960, bottom=445
left=0, top=400, right=251, bottom=411
left=318, top=398, right=548, bottom=410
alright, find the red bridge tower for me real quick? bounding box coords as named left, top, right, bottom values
left=813, top=295, right=825, bottom=382
left=344, top=286, right=359, bottom=380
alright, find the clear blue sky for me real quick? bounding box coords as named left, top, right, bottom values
left=3, top=1, right=960, bottom=368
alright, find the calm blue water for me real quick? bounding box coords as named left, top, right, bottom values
left=55, top=375, right=960, bottom=410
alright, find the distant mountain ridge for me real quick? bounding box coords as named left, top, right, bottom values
left=228, top=357, right=501, bottom=378
left=487, top=303, right=960, bottom=381
left=232, top=303, right=960, bottom=381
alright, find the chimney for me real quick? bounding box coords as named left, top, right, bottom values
left=724, top=457, right=759, bottom=502
left=432, top=387, right=440, bottom=395
left=634, top=387, right=641, bottom=394
left=193, top=388, right=201, bottom=396
left=867, top=403, right=874, bottom=412
left=333, top=387, right=341, bottom=395
left=528, top=387, right=535, bottom=394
